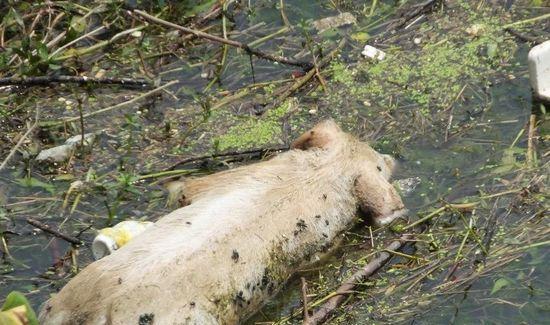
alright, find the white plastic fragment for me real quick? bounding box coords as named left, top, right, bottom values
left=35, top=144, right=75, bottom=163
left=528, top=40, right=550, bottom=101
left=36, top=133, right=96, bottom=163
left=361, top=45, right=386, bottom=61
left=312, top=12, right=357, bottom=33
left=65, top=133, right=96, bottom=147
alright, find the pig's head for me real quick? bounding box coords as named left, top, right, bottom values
left=291, top=119, right=407, bottom=226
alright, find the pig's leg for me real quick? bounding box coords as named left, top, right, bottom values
left=291, top=120, right=342, bottom=150
left=165, top=170, right=243, bottom=207
left=165, top=176, right=216, bottom=207
left=353, top=172, right=407, bottom=225
left=165, top=180, right=192, bottom=208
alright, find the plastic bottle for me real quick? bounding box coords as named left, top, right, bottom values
left=92, top=220, right=154, bottom=260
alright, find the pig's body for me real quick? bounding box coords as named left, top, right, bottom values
left=39, top=120, right=406, bottom=325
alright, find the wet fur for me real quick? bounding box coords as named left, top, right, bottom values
left=39, top=120, right=406, bottom=325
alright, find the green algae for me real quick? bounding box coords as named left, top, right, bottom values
left=212, top=100, right=295, bottom=151
left=327, top=8, right=517, bottom=116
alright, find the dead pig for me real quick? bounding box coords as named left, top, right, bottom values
left=39, top=120, right=406, bottom=325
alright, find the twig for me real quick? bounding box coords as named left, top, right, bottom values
left=526, top=114, right=537, bottom=167
left=369, top=0, right=378, bottom=16
left=264, top=39, right=345, bottom=112
left=248, top=54, right=256, bottom=83
left=165, top=146, right=289, bottom=171
left=77, top=96, right=85, bottom=150
left=0, top=75, right=151, bottom=88
left=191, top=4, right=222, bottom=27
left=133, top=10, right=312, bottom=69
left=137, top=169, right=198, bottom=181
left=447, top=204, right=488, bottom=256
left=504, top=28, right=544, bottom=45
left=402, top=202, right=478, bottom=231
left=502, top=13, right=550, bottom=29
left=39, top=80, right=178, bottom=126
left=444, top=84, right=467, bottom=142
left=55, top=25, right=146, bottom=61
left=248, top=26, right=290, bottom=48
left=301, top=277, right=310, bottom=324
left=1, top=235, right=11, bottom=258
left=279, top=0, right=291, bottom=27
left=0, top=107, right=40, bottom=171
left=70, top=247, right=79, bottom=274
left=384, top=249, right=428, bottom=263
left=383, top=0, right=440, bottom=34
left=303, top=31, right=327, bottom=92
left=406, top=261, right=442, bottom=291
left=305, top=235, right=412, bottom=325
left=42, top=12, right=66, bottom=45
left=204, top=0, right=232, bottom=91
left=454, top=218, right=472, bottom=262
left=48, top=25, right=107, bottom=59
left=474, top=200, right=502, bottom=265
left=368, top=226, right=374, bottom=248
left=27, top=218, right=82, bottom=245
left=444, top=111, right=453, bottom=143
left=44, top=6, right=102, bottom=49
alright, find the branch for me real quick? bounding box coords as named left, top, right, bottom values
left=39, top=80, right=178, bottom=126
left=27, top=218, right=82, bottom=246
left=262, top=39, right=345, bottom=113
left=301, top=277, right=311, bottom=324
left=164, top=146, right=289, bottom=172
left=0, top=107, right=39, bottom=171
left=132, top=10, right=312, bottom=69
left=0, top=75, right=152, bottom=88
left=305, top=235, right=412, bottom=325
left=504, top=28, right=544, bottom=45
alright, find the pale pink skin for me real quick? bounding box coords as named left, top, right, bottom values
left=39, top=120, right=406, bottom=325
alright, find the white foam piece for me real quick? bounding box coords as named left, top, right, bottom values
left=528, top=40, right=550, bottom=101
left=362, top=45, right=386, bottom=61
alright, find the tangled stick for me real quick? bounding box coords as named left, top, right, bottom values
left=305, top=235, right=413, bottom=325
left=0, top=75, right=151, bottom=88
left=0, top=107, right=39, bottom=171
left=133, top=10, right=312, bottom=69
left=27, top=218, right=82, bottom=246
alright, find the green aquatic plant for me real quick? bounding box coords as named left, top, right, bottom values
left=328, top=9, right=516, bottom=116
left=213, top=100, right=294, bottom=151
left=0, top=291, right=38, bottom=325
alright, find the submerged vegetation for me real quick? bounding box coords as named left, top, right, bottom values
left=0, top=0, right=548, bottom=324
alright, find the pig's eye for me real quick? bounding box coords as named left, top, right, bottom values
left=377, top=166, right=382, bottom=172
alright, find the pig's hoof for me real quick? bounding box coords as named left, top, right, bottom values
left=375, top=209, right=408, bottom=226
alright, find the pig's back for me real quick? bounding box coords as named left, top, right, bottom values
left=40, top=152, right=358, bottom=324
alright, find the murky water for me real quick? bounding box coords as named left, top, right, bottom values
left=248, top=56, right=547, bottom=324
left=0, top=0, right=547, bottom=323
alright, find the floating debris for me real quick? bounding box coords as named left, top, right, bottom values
left=395, top=177, right=421, bottom=196
left=361, top=45, right=386, bottom=60
left=35, top=144, right=75, bottom=163
left=528, top=40, right=550, bottom=101
left=313, top=12, right=356, bottom=33
left=92, top=220, right=154, bottom=260
left=35, top=133, right=96, bottom=163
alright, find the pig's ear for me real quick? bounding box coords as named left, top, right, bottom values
left=354, top=172, right=407, bottom=226
left=291, top=120, right=342, bottom=150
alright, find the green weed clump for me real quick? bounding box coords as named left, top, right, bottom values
left=329, top=11, right=516, bottom=116
left=213, top=100, right=293, bottom=151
